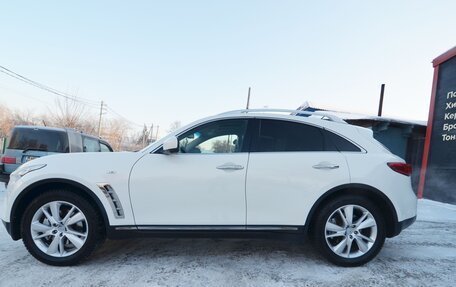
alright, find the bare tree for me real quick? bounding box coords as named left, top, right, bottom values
left=102, top=118, right=130, bottom=151
left=0, top=104, right=44, bottom=137
left=212, top=139, right=234, bottom=153
left=0, top=104, right=13, bottom=137
left=168, top=121, right=182, bottom=133
left=0, top=101, right=158, bottom=152
left=12, top=108, right=38, bottom=126
left=48, top=97, right=93, bottom=132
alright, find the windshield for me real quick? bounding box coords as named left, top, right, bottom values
left=8, top=127, right=69, bottom=153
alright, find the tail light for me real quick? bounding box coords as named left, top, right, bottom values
left=1, top=156, right=16, bottom=164
left=387, top=162, right=412, bottom=176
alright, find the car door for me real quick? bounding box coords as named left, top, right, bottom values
left=246, top=119, right=351, bottom=226
left=129, top=119, right=251, bottom=226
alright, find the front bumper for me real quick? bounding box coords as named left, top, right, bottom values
left=0, top=181, right=6, bottom=216
left=0, top=182, right=11, bottom=237
left=2, top=220, right=12, bottom=237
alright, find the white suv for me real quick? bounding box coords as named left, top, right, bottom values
left=0, top=109, right=417, bottom=266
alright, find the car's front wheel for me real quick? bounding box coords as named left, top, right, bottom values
left=21, top=190, right=103, bottom=266
left=312, top=195, right=386, bottom=266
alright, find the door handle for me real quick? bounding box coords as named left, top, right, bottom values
left=216, top=163, right=244, bottom=171
left=312, top=162, right=339, bottom=170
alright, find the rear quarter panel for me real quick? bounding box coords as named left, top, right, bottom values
left=343, top=152, right=417, bottom=221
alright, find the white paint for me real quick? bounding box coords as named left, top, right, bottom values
left=246, top=152, right=349, bottom=225
left=1, top=111, right=417, bottom=230
left=130, top=153, right=248, bottom=225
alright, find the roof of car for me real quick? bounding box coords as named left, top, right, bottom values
left=142, top=108, right=389, bottom=155
left=14, top=125, right=104, bottom=140
left=217, top=109, right=347, bottom=124
left=14, top=125, right=68, bottom=132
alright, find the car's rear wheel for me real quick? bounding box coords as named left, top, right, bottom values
left=312, top=195, right=386, bottom=267
left=21, top=190, right=103, bottom=266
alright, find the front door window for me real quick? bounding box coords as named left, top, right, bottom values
left=178, top=119, right=248, bottom=154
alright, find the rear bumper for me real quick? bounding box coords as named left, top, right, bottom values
left=390, top=215, right=416, bottom=238
left=3, top=163, right=20, bottom=174
left=0, top=173, right=9, bottom=185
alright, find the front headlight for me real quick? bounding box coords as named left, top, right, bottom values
left=14, top=164, right=47, bottom=178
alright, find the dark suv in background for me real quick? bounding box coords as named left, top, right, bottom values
left=1, top=125, right=113, bottom=174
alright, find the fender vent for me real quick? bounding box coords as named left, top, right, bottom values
left=97, top=183, right=125, bottom=219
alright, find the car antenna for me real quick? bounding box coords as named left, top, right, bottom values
left=246, top=87, right=251, bottom=109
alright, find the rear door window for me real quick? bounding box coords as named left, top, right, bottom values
left=323, top=130, right=361, bottom=152
left=251, top=119, right=324, bottom=152
left=8, top=127, right=69, bottom=153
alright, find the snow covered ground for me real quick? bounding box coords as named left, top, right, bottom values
left=1, top=199, right=455, bottom=287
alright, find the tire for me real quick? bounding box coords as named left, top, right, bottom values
left=312, top=195, right=386, bottom=267
left=21, top=190, right=104, bottom=266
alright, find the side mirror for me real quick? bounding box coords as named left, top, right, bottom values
left=162, top=136, right=179, bottom=154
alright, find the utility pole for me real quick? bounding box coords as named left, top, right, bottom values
left=149, top=123, right=154, bottom=142
left=378, top=84, right=385, bottom=117
left=246, top=87, right=251, bottom=109
left=97, top=101, right=104, bottom=137
left=142, top=124, right=147, bottom=147
left=155, top=125, right=160, bottom=140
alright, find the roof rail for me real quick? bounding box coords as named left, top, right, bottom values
left=219, top=109, right=346, bottom=123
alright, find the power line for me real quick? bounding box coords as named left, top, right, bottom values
left=1, top=64, right=146, bottom=130
left=0, top=84, right=51, bottom=105
left=0, top=65, right=100, bottom=108
left=105, top=105, right=144, bottom=127
left=0, top=65, right=100, bottom=105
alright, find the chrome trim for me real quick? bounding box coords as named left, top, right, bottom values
left=246, top=226, right=299, bottom=231
left=114, top=226, right=137, bottom=231
left=216, top=163, right=244, bottom=170
left=97, top=183, right=125, bottom=219
left=138, top=226, right=244, bottom=231
left=312, top=163, right=340, bottom=170
left=134, top=225, right=300, bottom=231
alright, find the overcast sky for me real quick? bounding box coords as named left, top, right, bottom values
left=1, top=1, right=455, bottom=135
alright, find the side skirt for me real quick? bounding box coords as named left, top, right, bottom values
left=107, top=225, right=306, bottom=241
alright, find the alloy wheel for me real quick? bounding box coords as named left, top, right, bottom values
left=30, top=201, right=89, bottom=257
left=324, top=204, right=377, bottom=259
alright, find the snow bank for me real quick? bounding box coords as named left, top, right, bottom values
left=417, top=199, right=456, bottom=223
